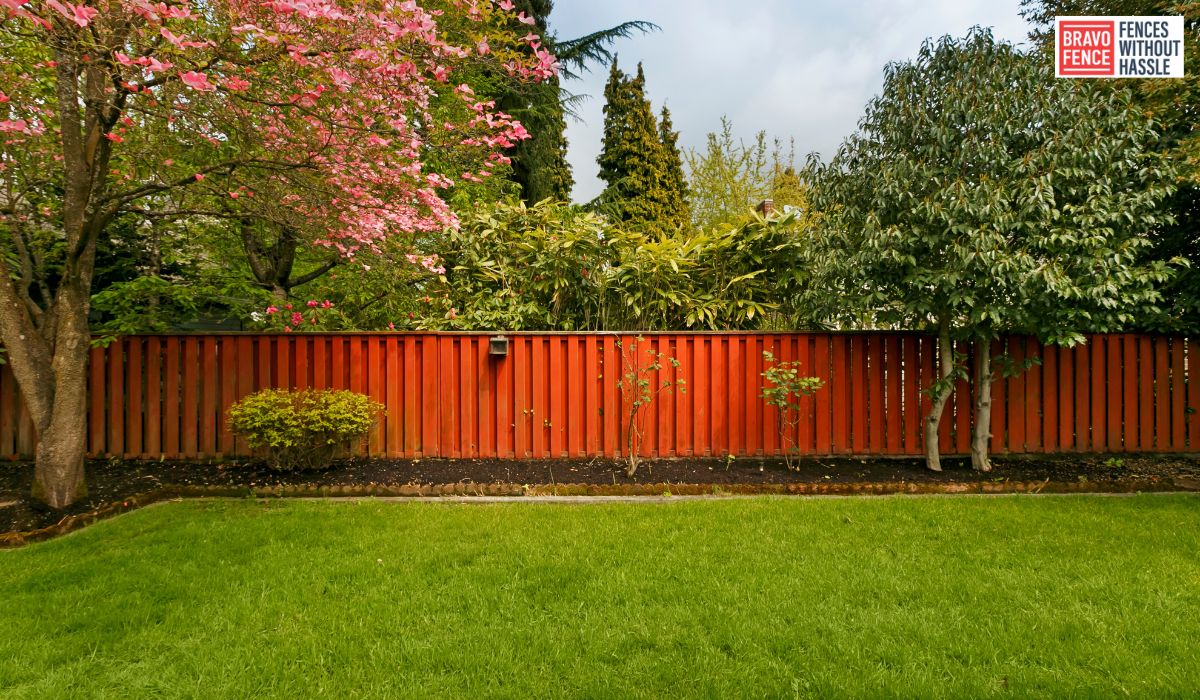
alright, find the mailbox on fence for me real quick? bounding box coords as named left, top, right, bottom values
left=488, top=335, right=509, bottom=356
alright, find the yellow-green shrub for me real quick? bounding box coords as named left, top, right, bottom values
left=227, top=389, right=385, bottom=471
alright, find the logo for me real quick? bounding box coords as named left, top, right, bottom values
left=1055, top=16, right=1185, bottom=78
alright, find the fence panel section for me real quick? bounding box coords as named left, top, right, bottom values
left=0, top=332, right=1194, bottom=460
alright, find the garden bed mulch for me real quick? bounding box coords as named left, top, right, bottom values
left=3, top=454, right=1199, bottom=547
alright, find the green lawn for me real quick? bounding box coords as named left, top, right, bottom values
left=2, top=495, right=1198, bottom=698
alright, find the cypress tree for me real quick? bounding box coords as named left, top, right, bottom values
left=658, top=105, right=690, bottom=230
left=597, top=61, right=687, bottom=236
left=497, top=1, right=657, bottom=204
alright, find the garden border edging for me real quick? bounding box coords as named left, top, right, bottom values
left=2, top=476, right=1196, bottom=549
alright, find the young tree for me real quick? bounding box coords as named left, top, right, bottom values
left=685, top=117, right=806, bottom=233
left=804, top=29, right=1177, bottom=472
left=596, top=61, right=687, bottom=236
left=0, top=0, right=554, bottom=508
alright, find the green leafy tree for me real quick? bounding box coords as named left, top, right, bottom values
left=597, top=61, right=689, bottom=236
left=1020, top=0, right=1200, bottom=334
left=685, top=117, right=807, bottom=233
left=804, top=29, right=1177, bottom=472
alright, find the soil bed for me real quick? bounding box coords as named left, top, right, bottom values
left=3, top=453, right=1199, bottom=538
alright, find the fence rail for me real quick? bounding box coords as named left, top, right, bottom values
left=0, top=332, right=1195, bottom=460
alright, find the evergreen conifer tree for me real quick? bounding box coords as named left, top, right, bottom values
left=658, top=105, right=690, bottom=230
left=597, top=61, right=688, bottom=236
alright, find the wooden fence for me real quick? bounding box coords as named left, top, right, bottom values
left=0, top=332, right=1195, bottom=460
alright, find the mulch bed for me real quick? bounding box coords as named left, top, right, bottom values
left=3, top=454, right=1199, bottom=546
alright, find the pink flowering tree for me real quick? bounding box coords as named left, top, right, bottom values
left=0, top=0, right=557, bottom=508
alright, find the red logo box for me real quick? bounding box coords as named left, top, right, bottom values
left=1058, top=20, right=1115, bottom=76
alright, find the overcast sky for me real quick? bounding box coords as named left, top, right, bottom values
left=551, top=0, right=1032, bottom=203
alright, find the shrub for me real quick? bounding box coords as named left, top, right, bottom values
left=227, top=389, right=385, bottom=471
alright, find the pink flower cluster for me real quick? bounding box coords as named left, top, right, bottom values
left=406, top=253, right=446, bottom=275
left=1, top=0, right=556, bottom=259
left=263, top=300, right=334, bottom=332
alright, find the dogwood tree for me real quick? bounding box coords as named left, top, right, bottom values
left=0, top=0, right=556, bottom=508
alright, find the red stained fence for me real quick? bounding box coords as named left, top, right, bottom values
left=0, top=332, right=1195, bottom=460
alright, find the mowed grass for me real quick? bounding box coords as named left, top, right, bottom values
left=1, top=495, right=1198, bottom=698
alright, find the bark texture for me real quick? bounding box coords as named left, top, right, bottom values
left=971, top=336, right=994, bottom=472
left=922, top=319, right=955, bottom=472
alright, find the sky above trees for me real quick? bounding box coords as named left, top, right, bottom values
left=555, top=0, right=1030, bottom=202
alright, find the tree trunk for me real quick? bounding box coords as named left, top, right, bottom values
left=923, top=318, right=955, bottom=472
left=31, top=282, right=93, bottom=508
left=970, top=336, right=994, bottom=472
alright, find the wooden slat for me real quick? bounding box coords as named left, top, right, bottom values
left=219, top=337, right=237, bottom=456
left=584, top=336, right=599, bottom=456
left=884, top=336, right=902, bottom=454
left=744, top=335, right=760, bottom=456
left=386, top=336, right=401, bottom=457
left=1042, top=343, right=1058, bottom=453
left=1155, top=337, right=1170, bottom=451
left=1056, top=345, right=1073, bottom=451
left=830, top=335, right=849, bottom=454
left=1189, top=340, right=1200, bottom=450
left=549, top=337, right=564, bottom=457
left=164, top=338, right=181, bottom=458
left=868, top=334, right=886, bottom=454
left=421, top=335, right=439, bottom=457
left=1121, top=335, right=1137, bottom=451
left=1090, top=337, right=1106, bottom=451
left=953, top=339, right=971, bottom=455
left=403, top=338, right=419, bottom=456
left=235, top=337, right=253, bottom=454
left=902, top=336, right=921, bottom=454
left=1171, top=338, right=1186, bottom=451
left=851, top=335, right=868, bottom=453
left=439, top=336, right=457, bottom=457
left=459, top=337, right=474, bottom=457
left=567, top=337, right=583, bottom=457
left=692, top=336, right=710, bottom=456
left=108, top=338, right=124, bottom=457
left=811, top=338, right=830, bottom=456
left=126, top=338, right=143, bottom=458
left=1024, top=338, right=1042, bottom=452
left=989, top=339, right=1006, bottom=454
left=1106, top=335, right=1122, bottom=452
left=200, top=337, right=218, bottom=457
left=145, top=337, right=162, bottom=458
left=477, top=337, right=493, bottom=458
left=1073, top=342, right=1091, bottom=451
left=711, top=336, right=727, bottom=456
left=88, top=345, right=105, bottom=457
left=532, top=337, right=547, bottom=458
left=602, top=335, right=618, bottom=457
left=728, top=335, right=743, bottom=456
left=1006, top=339, right=1026, bottom=453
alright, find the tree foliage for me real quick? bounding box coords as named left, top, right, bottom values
left=1020, top=0, right=1200, bottom=334
left=804, top=29, right=1177, bottom=472
left=0, top=0, right=553, bottom=508
left=497, top=0, right=657, bottom=203
left=424, top=198, right=810, bottom=331
left=685, top=117, right=807, bottom=233
left=597, top=61, right=689, bottom=235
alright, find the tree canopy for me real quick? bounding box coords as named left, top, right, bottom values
left=804, top=28, right=1178, bottom=471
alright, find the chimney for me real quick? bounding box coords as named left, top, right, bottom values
left=756, top=199, right=774, bottom=216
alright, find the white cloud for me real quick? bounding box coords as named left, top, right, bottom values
left=553, top=0, right=1031, bottom=202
